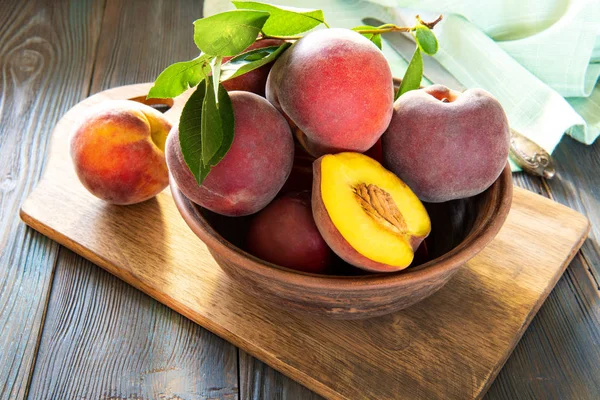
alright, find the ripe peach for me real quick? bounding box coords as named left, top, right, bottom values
left=247, top=191, right=332, bottom=273
left=266, top=28, right=394, bottom=157
left=312, top=153, right=431, bottom=272
left=279, top=142, right=315, bottom=194
left=166, top=91, right=294, bottom=216
left=363, top=139, right=383, bottom=163
left=382, top=85, right=510, bottom=202
left=222, top=39, right=285, bottom=96
left=69, top=100, right=171, bottom=205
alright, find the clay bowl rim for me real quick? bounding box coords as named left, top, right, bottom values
left=171, top=163, right=513, bottom=291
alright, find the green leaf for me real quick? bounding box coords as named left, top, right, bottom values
left=415, top=25, right=438, bottom=55
left=351, top=25, right=382, bottom=50
left=193, top=10, right=270, bottom=56
left=178, top=80, right=235, bottom=184
left=233, top=1, right=326, bottom=36
left=179, top=81, right=207, bottom=183
left=210, top=84, right=235, bottom=167
left=147, top=54, right=212, bottom=99
left=371, top=33, right=382, bottom=50
left=396, top=46, right=423, bottom=100
left=220, top=43, right=291, bottom=81
left=201, top=79, right=223, bottom=165
left=211, top=56, right=223, bottom=100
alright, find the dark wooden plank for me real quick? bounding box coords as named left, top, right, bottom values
left=487, top=136, right=600, bottom=399
left=28, top=249, right=239, bottom=399
left=0, top=0, right=103, bottom=397
left=27, top=0, right=239, bottom=398
left=239, top=351, right=323, bottom=400
left=487, top=254, right=600, bottom=400
left=544, top=136, right=600, bottom=284
left=90, top=0, right=206, bottom=93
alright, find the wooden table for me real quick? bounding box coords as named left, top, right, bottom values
left=1, top=1, right=599, bottom=398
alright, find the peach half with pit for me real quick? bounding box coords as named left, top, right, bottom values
left=312, top=152, right=431, bottom=272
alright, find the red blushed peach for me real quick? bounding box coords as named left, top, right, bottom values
left=167, top=91, right=294, bottom=217
left=70, top=100, right=171, bottom=205
left=363, top=138, right=383, bottom=163
left=266, top=28, right=393, bottom=157
left=221, top=39, right=285, bottom=96
left=247, top=191, right=332, bottom=273
left=382, top=85, right=510, bottom=202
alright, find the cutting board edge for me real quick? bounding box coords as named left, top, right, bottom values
left=475, top=216, right=590, bottom=398
left=19, top=205, right=347, bottom=400
left=19, top=192, right=591, bottom=400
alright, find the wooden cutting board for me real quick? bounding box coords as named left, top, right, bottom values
left=20, top=84, right=590, bottom=400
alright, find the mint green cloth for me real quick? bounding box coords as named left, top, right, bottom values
left=204, top=0, right=600, bottom=170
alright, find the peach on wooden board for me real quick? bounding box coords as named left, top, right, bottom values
left=69, top=100, right=171, bottom=205
left=221, top=39, right=285, bottom=96
left=266, top=28, right=394, bottom=157
left=246, top=191, right=332, bottom=274
left=312, top=152, right=431, bottom=273
left=166, top=91, right=294, bottom=217
left=382, top=84, right=510, bottom=203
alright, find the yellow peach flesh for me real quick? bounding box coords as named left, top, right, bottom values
left=320, top=152, right=430, bottom=268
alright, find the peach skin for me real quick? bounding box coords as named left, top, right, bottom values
left=70, top=100, right=171, bottom=205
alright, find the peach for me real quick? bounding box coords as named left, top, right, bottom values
left=312, top=152, right=431, bottom=272
left=69, top=100, right=171, bottom=205
left=266, top=28, right=394, bottom=157
left=279, top=142, right=315, bottom=194
left=382, top=85, right=510, bottom=202
left=247, top=191, right=332, bottom=273
left=166, top=91, right=294, bottom=216
left=222, top=39, right=285, bottom=96
left=363, top=138, right=383, bottom=163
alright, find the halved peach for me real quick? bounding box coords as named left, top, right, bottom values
left=312, top=152, right=431, bottom=272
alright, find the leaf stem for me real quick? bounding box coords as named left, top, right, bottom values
left=211, top=56, right=222, bottom=104
left=416, top=14, right=443, bottom=29
left=257, top=33, right=303, bottom=41
left=257, top=15, right=442, bottom=41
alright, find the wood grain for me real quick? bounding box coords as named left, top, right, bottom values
left=2, top=1, right=596, bottom=397
left=545, top=136, right=600, bottom=285
left=0, top=0, right=104, bottom=398
left=20, top=83, right=590, bottom=400
left=27, top=249, right=239, bottom=399
left=239, top=350, right=322, bottom=400
left=26, top=1, right=240, bottom=399
left=486, top=137, right=600, bottom=399
left=486, top=253, right=600, bottom=400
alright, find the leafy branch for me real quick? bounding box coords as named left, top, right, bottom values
left=147, top=1, right=441, bottom=185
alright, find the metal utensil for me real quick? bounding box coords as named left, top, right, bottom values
left=364, top=17, right=556, bottom=179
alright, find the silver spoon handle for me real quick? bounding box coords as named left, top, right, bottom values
left=509, top=128, right=556, bottom=179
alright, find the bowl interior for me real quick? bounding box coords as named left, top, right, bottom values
left=195, top=176, right=497, bottom=277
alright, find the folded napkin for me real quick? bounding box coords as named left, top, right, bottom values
left=204, top=0, right=600, bottom=171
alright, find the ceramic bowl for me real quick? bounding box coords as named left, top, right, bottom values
left=171, top=163, right=512, bottom=319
